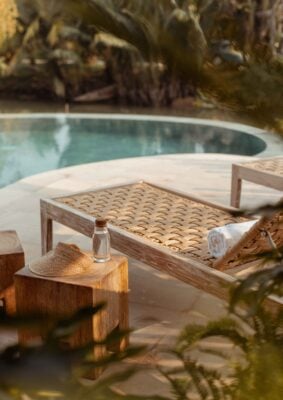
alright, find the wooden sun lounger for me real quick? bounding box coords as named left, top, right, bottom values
left=231, top=156, right=283, bottom=208
left=40, top=181, right=283, bottom=312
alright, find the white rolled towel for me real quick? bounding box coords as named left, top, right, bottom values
left=207, top=220, right=258, bottom=259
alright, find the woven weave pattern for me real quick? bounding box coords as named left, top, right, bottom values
left=56, top=182, right=252, bottom=267
left=242, top=157, right=283, bottom=177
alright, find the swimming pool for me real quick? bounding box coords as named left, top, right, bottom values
left=0, top=114, right=278, bottom=188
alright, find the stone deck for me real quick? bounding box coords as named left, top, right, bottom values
left=0, top=153, right=282, bottom=395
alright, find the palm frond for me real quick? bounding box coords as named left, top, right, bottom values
left=230, top=263, right=283, bottom=314
left=177, top=318, right=248, bottom=353
left=75, top=0, right=155, bottom=59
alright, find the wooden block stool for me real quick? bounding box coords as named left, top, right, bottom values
left=0, top=230, right=25, bottom=315
left=14, top=243, right=128, bottom=379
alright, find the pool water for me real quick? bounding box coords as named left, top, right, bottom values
left=0, top=116, right=266, bottom=187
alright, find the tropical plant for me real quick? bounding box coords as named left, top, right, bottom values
left=0, top=0, right=18, bottom=55
left=158, top=202, right=283, bottom=400
left=59, top=0, right=283, bottom=129
left=67, top=0, right=207, bottom=106
left=161, top=308, right=283, bottom=399
left=0, top=303, right=151, bottom=400
left=1, top=0, right=283, bottom=131
left=0, top=0, right=99, bottom=100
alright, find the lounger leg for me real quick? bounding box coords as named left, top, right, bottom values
left=231, top=165, right=242, bottom=208
left=41, top=207, right=53, bottom=255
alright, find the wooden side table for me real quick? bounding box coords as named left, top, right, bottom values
left=14, top=254, right=128, bottom=379
left=231, top=157, right=283, bottom=208
left=0, top=230, right=25, bottom=315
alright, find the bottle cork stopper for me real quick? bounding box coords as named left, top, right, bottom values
left=95, top=218, right=107, bottom=228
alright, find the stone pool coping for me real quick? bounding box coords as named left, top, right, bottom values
left=0, top=113, right=282, bottom=157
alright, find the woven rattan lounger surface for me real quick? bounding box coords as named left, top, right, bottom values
left=40, top=181, right=283, bottom=311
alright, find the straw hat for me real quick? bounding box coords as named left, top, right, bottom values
left=29, top=242, right=94, bottom=277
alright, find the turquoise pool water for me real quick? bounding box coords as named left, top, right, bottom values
left=0, top=115, right=266, bottom=188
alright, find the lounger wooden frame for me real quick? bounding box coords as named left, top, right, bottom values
left=40, top=181, right=283, bottom=312
left=231, top=156, right=283, bottom=208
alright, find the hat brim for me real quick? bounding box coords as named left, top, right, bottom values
left=29, top=242, right=94, bottom=277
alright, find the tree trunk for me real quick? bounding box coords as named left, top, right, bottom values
left=253, top=0, right=281, bottom=57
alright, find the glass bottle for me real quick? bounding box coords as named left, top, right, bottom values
left=92, top=218, right=111, bottom=263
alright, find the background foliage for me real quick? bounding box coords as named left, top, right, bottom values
left=0, top=1, right=282, bottom=131
left=0, top=0, right=18, bottom=57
